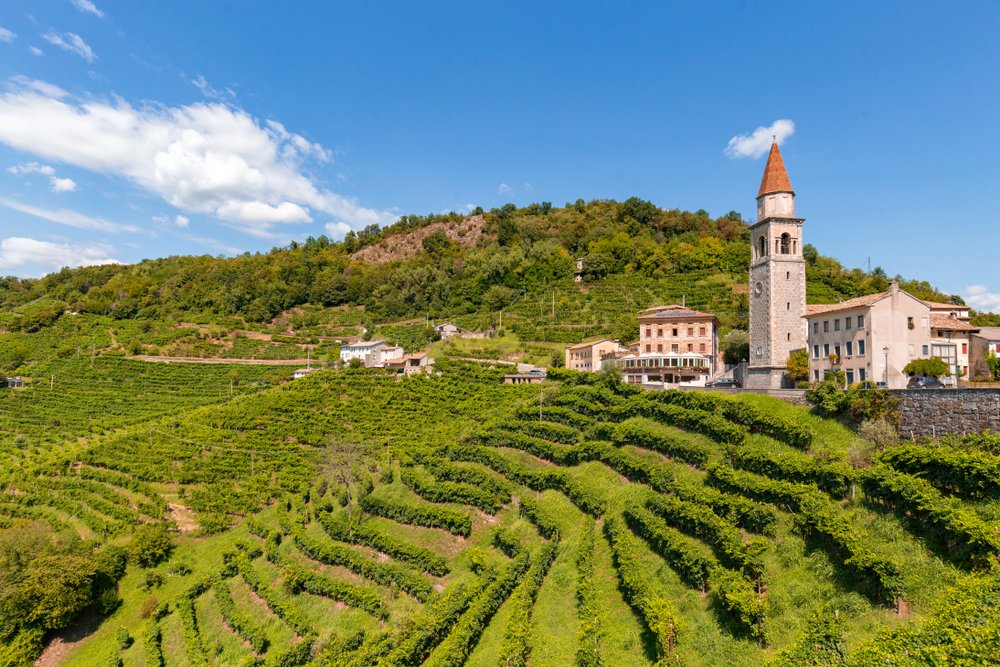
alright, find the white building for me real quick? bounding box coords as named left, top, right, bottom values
left=385, top=351, right=434, bottom=376
left=433, top=323, right=465, bottom=339
left=339, top=340, right=404, bottom=368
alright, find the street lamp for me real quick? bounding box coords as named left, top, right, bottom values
left=883, top=346, right=890, bottom=387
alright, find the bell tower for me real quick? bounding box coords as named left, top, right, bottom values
left=745, top=139, right=807, bottom=389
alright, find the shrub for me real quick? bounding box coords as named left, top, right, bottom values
left=129, top=525, right=173, bottom=568
left=903, top=357, right=950, bottom=378
left=115, top=627, right=133, bottom=650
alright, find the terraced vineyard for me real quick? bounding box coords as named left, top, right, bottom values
left=6, top=364, right=991, bottom=667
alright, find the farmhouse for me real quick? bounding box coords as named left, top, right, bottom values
left=385, top=351, right=434, bottom=376
left=339, top=340, right=405, bottom=368
left=433, top=322, right=465, bottom=339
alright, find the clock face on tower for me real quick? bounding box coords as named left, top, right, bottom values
left=754, top=281, right=763, bottom=297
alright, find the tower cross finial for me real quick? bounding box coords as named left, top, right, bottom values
left=772, top=134, right=776, bottom=143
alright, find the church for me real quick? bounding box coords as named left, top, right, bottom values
left=745, top=140, right=807, bottom=389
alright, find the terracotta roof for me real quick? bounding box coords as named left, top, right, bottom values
left=977, top=327, right=1000, bottom=340
left=638, top=305, right=716, bottom=320
left=567, top=338, right=616, bottom=351
left=757, top=141, right=793, bottom=197
left=930, top=315, right=978, bottom=332
left=804, top=292, right=889, bottom=317
left=922, top=300, right=970, bottom=311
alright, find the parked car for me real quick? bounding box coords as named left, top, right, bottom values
left=707, top=378, right=740, bottom=388
left=907, top=375, right=945, bottom=390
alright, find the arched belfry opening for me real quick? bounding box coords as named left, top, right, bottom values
left=780, top=232, right=791, bottom=254
left=757, top=236, right=766, bottom=259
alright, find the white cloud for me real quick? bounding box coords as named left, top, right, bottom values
left=725, top=119, right=796, bottom=159
left=9, top=75, right=69, bottom=98
left=191, top=74, right=235, bottom=101
left=70, top=0, right=105, bottom=18
left=174, top=214, right=189, bottom=227
left=0, top=27, right=15, bottom=42
left=325, top=221, right=352, bottom=240
left=0, top=236, right=118, bottom=273
left=498, top=183, right=513, bottom=196
left=9, top=162, right=77, bottom=193
left=41, top=31, right=96, bottom=62
left=9, top=162, right=55, bottom=176
left=50, top=176, right=76, bottom=192
left=963, top=285, right=1000, bottom=313
left=28, top=46, right=43, bottom=56
left=0, top=86, right=394, bottom=235
left=0, top=198, right=138, bottom=233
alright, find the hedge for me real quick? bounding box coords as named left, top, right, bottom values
left=319, top=512, right=449, bottom=576
left=139, top=621, right=163, bottom=667
left=709, top=566, right=769, bottom=644
left=518, top=497, right=560, bottom=540
left=399, top=465, right=505, bottom=514
left=281, top=558, right=388, bottom=619
left=624, top=502, right=714, bottom=589
left=496, top=541, right=559, bottom=667
left=360, top=493, right=472, bottom=538
left=292, top=530, right=433, bottom=601
left=423, top=551, right=532, bottom=667
left=236, top=555, right=314, bottom=636
left=422, top=457, right=514, bottom=499
left=726, top=445, right=854, bottom=498
left=879, top=444, right=1000, bottom=499
left=589, top=419, right=711, bottom=467
left=862, top=464, right=1000, bottom=567
left=575, top=520, right=603, bottom=667
left=614, top=394, right=747, bottom=445
left=604, top=516, right=683, bottom=661
left=505, top=418, right=582, bottom=444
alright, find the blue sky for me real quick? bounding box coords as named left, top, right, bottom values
left=0, top=1, right=998, bottom=311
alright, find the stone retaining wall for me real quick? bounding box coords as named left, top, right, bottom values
left=895, top=389, right=1000, bottom=438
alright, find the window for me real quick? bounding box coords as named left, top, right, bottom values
left=846, top=341, right=853, bottom=356
left=845, top=317, right=852, bottom=330
left=922, top=345, right=928, bottom=356
left=671, top=344, right=679, bottom=352
left=858, top=340, right=866, bottom=355
left=645, top=328, right=651, bottom=338
left=657, top=328, right=663, bottom=337
left=688, top=327, right=694, bottom=336
left=699, top=326, right=706, bottom=336
left=780, top=232, right=791, bottom=254
left=857, top=315, right=864, bottom=328
left=834, top=319, right=841, bottom=331
left=814, top=369, right=820, bottom=380
left=962, top=343, right=968, bottom=354
left=786, top=271, right=790, bottom=280
left=645, top=344, right=651, bottom=353
left=834, top=344, right=841, bottom=358
left=921, top=317, right=928, bottom=328
left=907, top=316, right=914, bottom=330
left=813, top=344, right=820, bottom=359
left=756, top=346, right=763, bottom=358
left=823, top=320, right=829, bottom=332
left=859, top=369, right=866, bottom=381
left=813, top=322, right=819, bottom=334
left=823, top=343, right=830, bottom=356
left=687, top=343, right=693, bottom=352
left=787, top=333, right=791, bottom=341
left=657, top=344, right=663, bottom=353
left=672, top=328, right=678, bottom=336
left=846, top=369, right=854, bottom=385
left=787, top=302, right=791, bottom=310
left=699, top=343, right=706, bottom=352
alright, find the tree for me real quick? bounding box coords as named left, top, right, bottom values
left=721, top=330, right=749, bottom=365
left=786, top=349, right=810, bottom=382
left=421, top=230, right=455, bottom=258
left=903, top=357, right=951, bottom=377
left=612, top=313, right=639, bottom=346
left=987, top=350, right=1000, bottom=380
left=128, top=525, right=174, bottom=568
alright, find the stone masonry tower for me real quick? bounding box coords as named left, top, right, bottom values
left=745, top=139, right=807, bottom=389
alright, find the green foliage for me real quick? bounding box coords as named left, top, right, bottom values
left=497, top=541, right=558, bottom=667
left=211, top=579, right=269, bottom=653
left=359, top=493, right=472, bottom=537
left=986, top=349, right=1000, bottom=380
left=721, top=329, right=749, bottom=365
left=590, top=419, right=711, bottom=467
left=709, top=566, right=768, bottom=644
left=862, top=464, right=1000, bottom=566
left=805, top=378, right=849, bottom=416
left=623, top=502, right=713, bottom=589
left=902, top=357, right=950, bottom=378
left=575, top=520, right=603, bottom=667
left=726, top=445, right=855, bottom=498
left=770, top=608, right=846, bottom=666
left=604, top=516, right=682, bottom=662
left=399, top=465, right=506, bottom=514
left=879, top=443, right=1000, bottom=499
left=318, top=511, right=449, bottom=576
left=128, top=525, right=173, bottom=568
left=786, top=349, right=810, bottom=382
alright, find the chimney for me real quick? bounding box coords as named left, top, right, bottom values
left=888, top=279, right=899, bottom=295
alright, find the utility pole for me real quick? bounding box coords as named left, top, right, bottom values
left=551, top=290, right=555, bottom=320
left=50, top=375, right=54, bottom=390
left=539, top=381, right=543, bottom=422
left=499, top=309, right=503, bottom=333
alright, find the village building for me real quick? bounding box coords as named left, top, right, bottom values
left=924, top=301, right=978, bottom=382
left=970, top=326, right=1000, bottom=379
left=503, top=371, right=546, bottom=385
left=615, top=305, right=719, bottom=386
left=433, top=322, right=465, bottom=339
left=339, top=340, right=405, bottom=368
left=292, top=367, right=319, bottom=380
left=4, top=377, right=24, bottom=389
left=746, top=139, right=808, bottom=389
left=804, top=281, right=935, bottom=389
left=564, top=339, right=628, bottom=372
left=385, top=351, right=434, bottom=376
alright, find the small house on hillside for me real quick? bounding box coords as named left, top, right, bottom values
left=293, top=367, right=318, bottom=380
left=503, top=370, right=546, bottom=385
left=5, top=377, right=24, bottom=388
left=385, top=351, right=434, bottom=376
left=433, top=323, right=465, bottom=340
left=340, top=340, right=405, bottom=368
